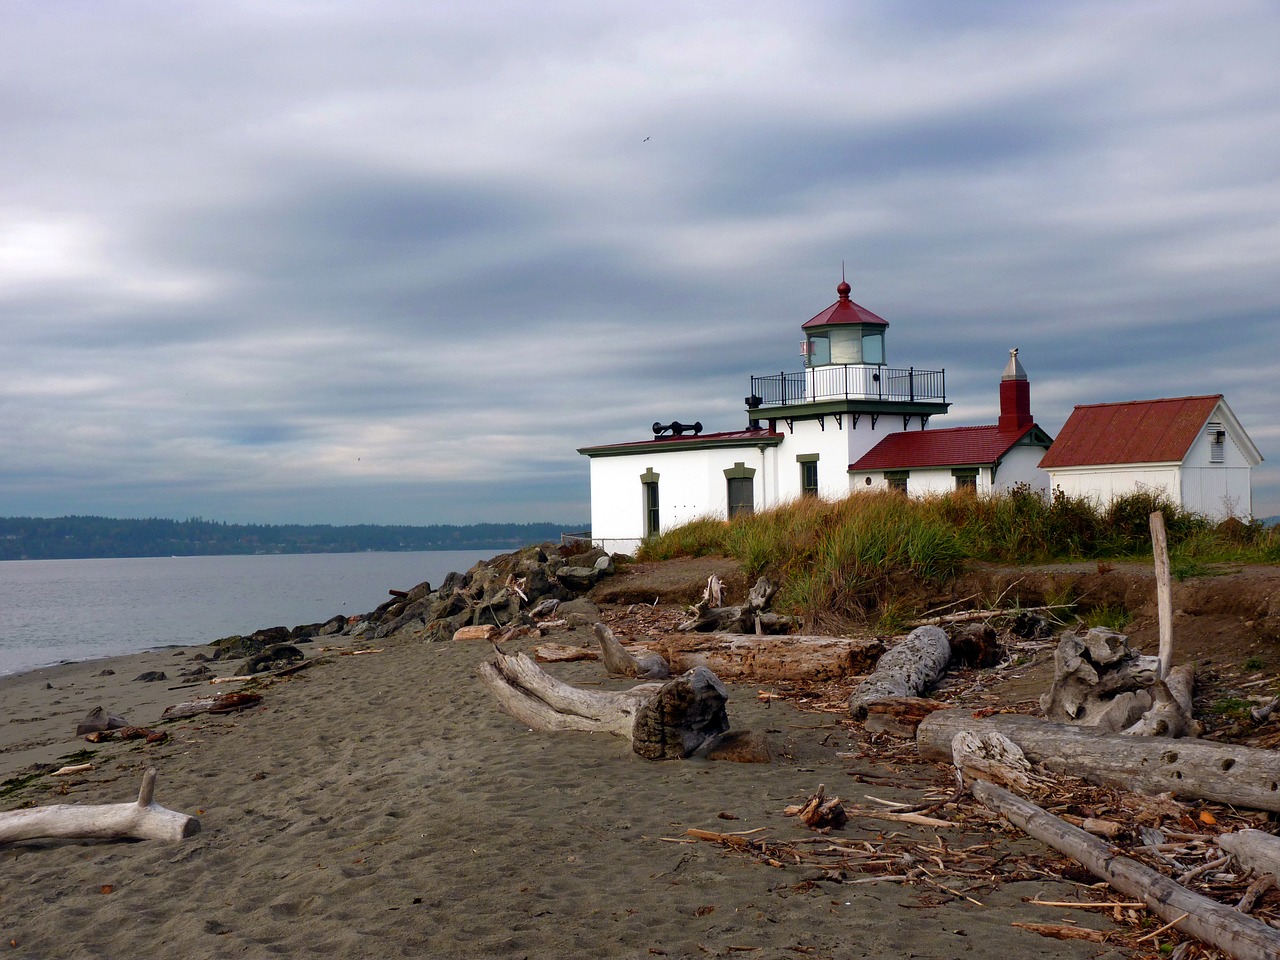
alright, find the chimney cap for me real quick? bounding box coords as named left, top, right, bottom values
left=1002, top=348, right=1027, bottom=382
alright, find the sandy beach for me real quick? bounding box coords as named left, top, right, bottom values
left=0, top=622, right=1128, bottom=960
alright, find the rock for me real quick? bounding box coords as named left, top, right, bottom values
left=316, top=615, right=347, bottom=636
left=211, top=626, right=291, bottom=661
left=76, top=706, right=129, bottom=736
left=556, top=566, right=599, bottom=591
left=453, top=625, right=498, bottom=642
left=242, top=643, right=304, bottom=674
left=558, top=598, right=601, bottom=620
left=96, top=669, right=115, bottom=677
left=133, top=671, right=167, bottom=682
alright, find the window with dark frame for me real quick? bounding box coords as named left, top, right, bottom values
left=800, top=459, right=818, bottom=496
left=952, top=469, right=978, bottom=493
left=885, top=471, right=908, bottom=494
left=724, top=462, right=756, bottom=519
left=644, top=480, right=660, bottom=536
left=727, top=477, right=754, bottom=518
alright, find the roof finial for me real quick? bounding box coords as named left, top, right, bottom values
left=837, top=261, right=851, bottom=300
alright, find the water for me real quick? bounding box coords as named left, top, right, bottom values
left=0, top=549, right=494, bottom=677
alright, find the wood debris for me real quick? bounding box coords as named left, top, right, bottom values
left=783, top=784, right=847, bottom=830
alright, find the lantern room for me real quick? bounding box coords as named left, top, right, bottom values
left=800, top=279, right=888, bottom=367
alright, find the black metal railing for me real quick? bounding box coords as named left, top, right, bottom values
left=748, top=365, right=945, bottom=407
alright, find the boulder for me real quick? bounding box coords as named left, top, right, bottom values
left=242, top=643, right=304, bottom=674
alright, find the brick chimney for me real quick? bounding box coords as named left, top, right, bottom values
left=998, top=348, right=1033, bottom=432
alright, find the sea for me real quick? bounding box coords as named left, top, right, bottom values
left=0, top=549, right=495, bottom=678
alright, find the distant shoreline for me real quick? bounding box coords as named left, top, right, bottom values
left=0, top=515, right=586, bottom=561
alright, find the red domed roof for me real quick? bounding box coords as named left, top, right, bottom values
left=801, top=279, right=889, bottom=329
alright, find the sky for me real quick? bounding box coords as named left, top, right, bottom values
left=2, top=1, right=1278, bottom=526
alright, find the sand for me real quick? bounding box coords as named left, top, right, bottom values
left=0, top=629, right=1128, bottom=960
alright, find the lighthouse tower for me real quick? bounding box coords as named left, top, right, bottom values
left=743, top=278, right=949, bottom=500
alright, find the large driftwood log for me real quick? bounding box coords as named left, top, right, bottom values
left=160, top=691, right=262, bottom=719
left=1039, top=628, right=1159, bottom=730
left=1121, top=663, right=1202, bottom=738
left=919, top=710, right=1280, bottom=813
left=678, top=577, right=793, bottom=633
left=594, top=623, right=670, bottom=680
left=477, top=648, right=729, bottom=760
left=848, top=626, right=949, bottom=720
left=862, top=697, right=949, bottom=738
left=655, top=633, right=883, bottom=682
left=973, top=780, right=1280, bottom=960
left=1218, top=830, right=1280, bottom=880
left=0, top=769, right=200, bottom=844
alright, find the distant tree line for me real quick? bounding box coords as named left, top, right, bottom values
left=0, top=516, right=588, bottom=561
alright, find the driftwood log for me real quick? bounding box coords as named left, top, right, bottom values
left=974, top=780, right=1280, bottom=960
left=477, top=647, right=730, bottom=760
left=1039, top=628, right=1159, bottom=730
left=160, top=691, right=262, bottom=720
left=1151, top=510, right=1176, bottom=680
left=1121, top=663, right=1202, bottom=738
left=594, top=623, right=670, bottom=680
left=1218, top=830, right=1280, bottom=880
left=862, top=697, right=949, bottom=738
left=655, top=633, right=883, bottom=682
left=678, top=577, right=794, bottom=634
left=0, top=768, right=200, bottom=844
left=848, top=626, right=949, bottom=720
left=919, top=710, right=1280, bottom=813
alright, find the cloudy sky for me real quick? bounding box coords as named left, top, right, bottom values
left=2, top=1, right=1278, bottom=526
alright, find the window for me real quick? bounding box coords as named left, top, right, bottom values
left=952, top=469, right=978, bottom=493
left=1208, top=423, right=1225, bottom=464
left=804, top=332, right=831, bottom=366
left=861, top=330, right=884, bottom=364
left=641, top=469, right=660, bottom=537
left=724, top=462, right=756, bottom=518
left=885, top=471, right=908, bottom=494
left=797, top=454, right=819, bottom=497
left=727, top=478, right=754, bottom=517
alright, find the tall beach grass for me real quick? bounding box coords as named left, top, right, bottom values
left=637, top=488, right=1279, bottom=630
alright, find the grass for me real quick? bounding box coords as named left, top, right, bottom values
left=638, top=487, right=1280, bottom=630
left=1084, top=604, right=1132, bottom=631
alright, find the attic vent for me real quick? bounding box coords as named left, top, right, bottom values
left=1208, top=422, right=1225, bottom=463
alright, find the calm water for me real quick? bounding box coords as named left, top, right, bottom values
left=0, top=549, right=494, bottom=677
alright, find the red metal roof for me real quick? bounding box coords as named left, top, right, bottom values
left=1038, top=395, right=1222, bottom=469
left=801, top=280, right=890, bottom=329
left=849, top=423, right=1043, bottom=471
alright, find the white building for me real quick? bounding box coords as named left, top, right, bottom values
left=848, top=349, right=1052, bottom=496
left=1039, top=395, right=1262, bottom=520
left=579, top=279, right=1050, bottom=554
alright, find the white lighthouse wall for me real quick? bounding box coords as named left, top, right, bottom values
left=780, top=414, right=923, bottom=499
left=587, top=444, right=775, bottom=555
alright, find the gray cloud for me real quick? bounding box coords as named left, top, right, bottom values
left=1, top=1, right=1278, bottom=524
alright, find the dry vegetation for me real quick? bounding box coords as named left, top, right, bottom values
left=637, top=488, right=1280, bottom=632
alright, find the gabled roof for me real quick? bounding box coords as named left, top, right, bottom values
left=849, top=423, right=1049, bottom=471
left=579, top=427, right=783, bottom=458
left=801, top=281, right=889, bottom=330
left=1039, top=395, right=1236, bottom=469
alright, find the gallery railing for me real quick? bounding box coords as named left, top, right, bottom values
left=748, top=365, right=946, bottom=407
